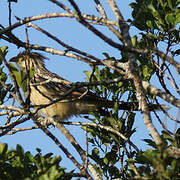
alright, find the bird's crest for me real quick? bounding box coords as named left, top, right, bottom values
left=18, top=51, right=48, bottom=67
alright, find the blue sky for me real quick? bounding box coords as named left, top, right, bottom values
left=1, top=0, right=179, bottom=171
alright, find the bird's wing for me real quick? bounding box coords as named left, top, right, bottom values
left=33, top=68, right=106, bottom=102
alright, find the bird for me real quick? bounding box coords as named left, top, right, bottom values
left=10, top=51, right=166, bottom=122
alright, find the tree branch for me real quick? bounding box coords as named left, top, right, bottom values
left=107, top=0, right=162, bottom=146
left=62, top=121, right=140, bottom=152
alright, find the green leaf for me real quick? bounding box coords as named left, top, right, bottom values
left=165, top=13, right=176, bottom=24
left=103, top=52, right=110, bottom=59
left=0, top=145, right=68, bottom=179
left=142, top=65, right=150, bottom=80
left=0, top=46, right=8, bottom=53
left=127, top=112, right=135, bottom=130
left=44, top=153, right=53, bottom=159
left=9, top=63, right=32, bottom=93
left=0, top=143, right=8, bottom=156
left=167, top=0, right=173, bottom=10
left=132, top=35, right=138, bottom=47
left=9, top=63, right=22, bottom=87
left=143, top=139, right=157, bottom=148
left=83, top=70, right=91, bottom=80
left=50, top=155, right=61, bottom=164
left=146, top=20, right=154, bottom=28
left=29, top=67, right=35, bottom=79
left=175, top=12, right=180, bottom=24
left=162, top=130, right=174, bottom=143
left=136, top=149, right=154, bottom=164
left=103, top=156, right=109, bottom=165
left=16, top=144, right=24, bottom=156
left=0, top=89, right=8, bottom=104
left=171, top=159, right=177, bottom=172
left=0, top=67, right=7, bottom=82
left=126, top=158, right=135, bottom=163
left=92, top=147, right=100, bottom=157
left=0, top=47, right=7, bottom=69
left=0, top=46, right=8, bottom=63
left=157, top=0, right=165, bottom=9
left=175, top=128, right=180, bottom=148
left=148, top=4, right=160, bottom=20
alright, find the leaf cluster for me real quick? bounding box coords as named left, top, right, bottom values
left=83, top=60, right=138, bottom=178
left=0, top=46, right=13, bottom=104
left=127, top=128, right=180, bottom=179
left=0, top=144, right=71, bottom=180
left=130, top=0, right=180, bottom=32
left=130, top=0, right=180, bottom=58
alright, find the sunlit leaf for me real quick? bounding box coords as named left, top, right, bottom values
left=165, top=13, right=176, bottom=25
left=167, top=0, right=173, bottom=10
left=132, top=35, right=137, bottom=47
left=0, top=46, right=8, bottom=64
left=0, top=143, right=8, bottom=156
left=9, top=63, right=22, bottom=87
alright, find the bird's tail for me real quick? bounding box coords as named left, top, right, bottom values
left=95, top=100, right=170, bottom=111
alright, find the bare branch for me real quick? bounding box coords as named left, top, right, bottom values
left=93, top=0, right=107, bottom=18
left=154, top=62, right=180, bottom=95
left=142, top=81, right=180, bottom=109
left=26, top=22, right=101, bottom=63
left=107, top=0, right=162, bottom=146
left=105, top=60, right=179, bottom=109
left=0, top=111, right=20, bottom=116
left=107, top=0, right=131, bottom=46
left=0, top=12, right=117, bottom=36
left=20, top=43, right=99, bottom=65
left=7, top=126, right=38, bottom=135
left=0, top=116, right=30, bottom=137
left=34, top=119, right=92, bottom=179
left=0, top=105, right=25, bottom=113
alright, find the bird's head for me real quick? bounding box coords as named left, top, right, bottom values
left=10, top=51, right=46, bottom=72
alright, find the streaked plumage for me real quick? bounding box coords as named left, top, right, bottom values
left=10, top=51, right=166, bottom=121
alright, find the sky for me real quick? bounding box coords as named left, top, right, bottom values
left=0, top=0, right=179, bottom=173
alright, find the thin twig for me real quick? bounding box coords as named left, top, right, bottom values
left=26, top=22, right=101, bottom=63
left=0, top=79, right=18, bottom=101
left=0, top=105, right=25, bottom=113
left=62, top=121, right=140, bottom=152
left=34, top=119, right=92, bottom=179
left=93, top=0, right=107, bottom=18
left=8, top=1, right=12, bottom=26
left=0, top=116, right=30, bottom=136
left=0, top=12, right=118, bottom=36
left=7, top=126, right=38, bottom=135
